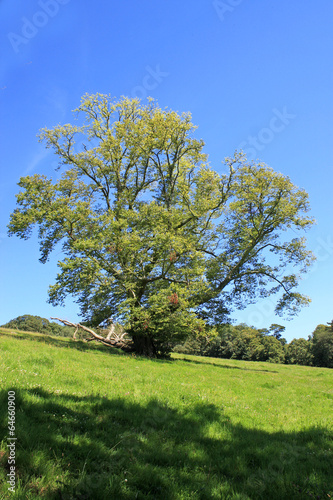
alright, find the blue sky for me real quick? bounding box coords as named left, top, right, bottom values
left=0, top=0, right=332, bottom=342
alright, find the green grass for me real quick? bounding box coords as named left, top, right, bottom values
left=0, top=328, right=332, bottom=499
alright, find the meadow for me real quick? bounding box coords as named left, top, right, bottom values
left=0, top=328, right=332, bottom=499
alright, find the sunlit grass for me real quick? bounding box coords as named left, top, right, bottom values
left=0, top=328, right=332, bottom=499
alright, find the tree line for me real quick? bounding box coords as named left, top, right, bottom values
left=2, top=314, right=332, bottom=368
left=174, top=320, right=333, bottom=368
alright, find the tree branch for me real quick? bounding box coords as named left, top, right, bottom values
left=51, top=317, right=133, bottom=351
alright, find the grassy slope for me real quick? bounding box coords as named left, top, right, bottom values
left=0, top=328, right=332, bottom=500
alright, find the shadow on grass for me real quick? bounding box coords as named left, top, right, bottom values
left=176, top=356, right=279, bottom=373
left=0, top=388, right=332, bottom=500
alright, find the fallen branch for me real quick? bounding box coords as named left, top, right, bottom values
left=51, top=318, right=133, bottom=352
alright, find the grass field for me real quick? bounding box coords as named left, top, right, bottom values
left=0, top=328, right=332, bottom=499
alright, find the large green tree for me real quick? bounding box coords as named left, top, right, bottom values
left=8, top=94, right=315, bottom=356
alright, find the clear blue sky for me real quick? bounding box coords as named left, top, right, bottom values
left=1, top=0, right=332, bottom=342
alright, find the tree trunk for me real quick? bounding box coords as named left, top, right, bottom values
left=131, top=333, right=157, bottom=357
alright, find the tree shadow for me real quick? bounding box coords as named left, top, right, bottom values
left=0, top=388, right=332, bottom=499
left=176, top=356, right=279, bottom=373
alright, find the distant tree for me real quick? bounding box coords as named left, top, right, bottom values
left=175, top=322, right=286, bottom=364
left=257, top=327, right=270, bottom=336
left=285, top=338, right=313, bottom=366
left=2, top=315, right=45, bottom=333
left=1, top=315, right=74, bottom=337
left=259, top=335, right=285, bottom=363
left=209, top=324, right=286, bottom=363
left=268, top=323, right=286, bottom=344
left=209, top=324, right=264, bottom=361
left=173, top=335, right=209, bottom=356
left=8, top=94, right=315, bottom=356
left=311, top=324, right=333, bottom=368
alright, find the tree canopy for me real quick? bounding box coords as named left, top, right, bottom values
left=311, top=324, right=333, bottom=368
left=8, top=93, right=315, bottom=356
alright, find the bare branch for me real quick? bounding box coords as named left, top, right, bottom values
left=51, top=317, right=133, bottom=351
